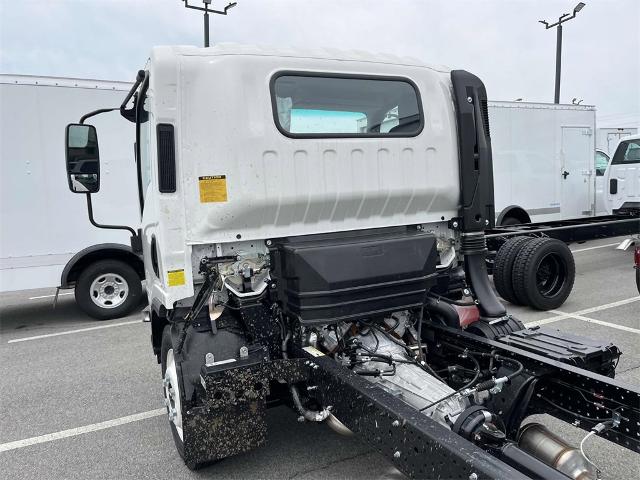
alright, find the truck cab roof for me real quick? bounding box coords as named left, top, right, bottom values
left=151, top=43, right=452, bottom=72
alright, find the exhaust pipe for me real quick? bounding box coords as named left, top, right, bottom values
left=518, top=423, right=597, bottom=480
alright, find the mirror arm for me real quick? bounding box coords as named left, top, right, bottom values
left=79, top=108, right=119, bottom=125
left=85, top=193, right=137, bottom=237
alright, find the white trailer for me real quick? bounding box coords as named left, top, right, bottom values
left=597, top=127, right=638, bottom=155
left=0, top=74, right=143, bottom=319
left=489, top=101, right=597, bottom=225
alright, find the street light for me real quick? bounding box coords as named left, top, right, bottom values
left=181, top=1, right=238, bottom=48
left=539, top=2, right=586, bottom=104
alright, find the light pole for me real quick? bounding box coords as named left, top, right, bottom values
left=539, top=2, right=585, bottom=104
left=181, top=1, right=238, bottom=48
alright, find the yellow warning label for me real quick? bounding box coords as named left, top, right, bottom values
left=199, top=175, right=227, bottom=203
left=167, top=269, right=186, bottom=287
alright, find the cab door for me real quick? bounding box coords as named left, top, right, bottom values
left=606, top=138, right=640, bottom=214
left=560, top=126, right=594, bottom=218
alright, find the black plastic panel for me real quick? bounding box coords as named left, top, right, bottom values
left=610, top=178, right=618, bottom=194
left=498, top=326, right=620, bottom=374
left=269, top=229, right=438, bottom=325
left=156, top=123, right=176, bottom=193
left=450, top=70, right=496, bottom=231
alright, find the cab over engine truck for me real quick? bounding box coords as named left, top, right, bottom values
left=64, top=45, right=639, bottom=479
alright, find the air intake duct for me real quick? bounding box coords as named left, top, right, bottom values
left=461, top=232, right=506, bottom=319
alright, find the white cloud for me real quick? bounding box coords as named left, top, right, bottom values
left=1, top=0, right=638, bottom=124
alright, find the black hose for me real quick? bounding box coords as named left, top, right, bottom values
left=365, top=321, right=445, bottom=382
left=427, top=293, right=477, bottom=307
left=418, top=352, right=481, bottom=412
left=418, top=385, right=467, bottom=412
left=495, top=355, right=524, bottom=381
left=461, top=233, right=507, bottom=319
left=537, top=396, right=613, bottom=423
left=424, top=296, right=460, bottom=328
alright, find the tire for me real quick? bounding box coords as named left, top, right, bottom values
left=75, top=259, right=142, bottom=320
left=160, top=326, right=192, bottom=468
left=161, top=325, right=244, bottom=470
left=493, top=236, right=532, bottom=305
left=512, top=238, right=575, bottom=311
left=500, top=216, right=522, bottom=226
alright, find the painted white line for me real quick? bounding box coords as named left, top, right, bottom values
left=571, top=242, right=620, bottom=253
left=0, top=408, right=165, bottom=453
left=524, top=316, right=569, bottom=328
left=28, top=292, right=73, bottom=300
left=525, top=296, right=640, bottom=327
left=546, top=311, right=640, bottom=335
left=7, top=320, right=141, bottom=343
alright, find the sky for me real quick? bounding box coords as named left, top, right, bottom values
left=1, top=0, right=638, bottom=127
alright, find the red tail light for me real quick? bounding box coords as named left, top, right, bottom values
left=635, top=245, right=640, bottom=268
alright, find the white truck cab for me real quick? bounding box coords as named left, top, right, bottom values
left=604, top=134, right=640, bottom=215
left=135, top=45, right=461, bottom=310
left=62, top=44, right=636, bottom=478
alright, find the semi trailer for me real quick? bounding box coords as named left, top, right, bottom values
left=63, top=44, right=638, bottom=478
left=0, top=75, right=144, bottom=319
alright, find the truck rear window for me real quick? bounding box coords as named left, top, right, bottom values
left=271, top=73, right=423, bottom=138
left=612, top=139, right=640, bottom=165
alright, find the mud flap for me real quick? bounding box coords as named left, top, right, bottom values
left=184, top=348, right=309, bottom=466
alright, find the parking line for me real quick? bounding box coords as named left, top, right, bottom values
left=7, top=320, right=141, bottom=344
left=571, top=242, right=620, bottom=253
left=0, top=408, right=165, bottom=453
left=28, top=292, right=73, bottom=300
left=525, top=296, right=640, bottom=327
left=548, top=311, right=640, bottom=334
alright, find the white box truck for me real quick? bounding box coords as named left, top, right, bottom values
left=597, top=127, right=638, bottom=155
left=0, top=74, right=143, bottom=319
left=489, top=101, right=597, bottom=225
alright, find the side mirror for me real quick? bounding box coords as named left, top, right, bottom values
left=65, top=124, right=100, bottom=193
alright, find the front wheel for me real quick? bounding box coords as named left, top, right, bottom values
left=75, top=259, right=143, bottom=320
left=160, top=326, right=191, bottom=466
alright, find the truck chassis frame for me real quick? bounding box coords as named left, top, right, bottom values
left=196, top=321, right=639, bottom=479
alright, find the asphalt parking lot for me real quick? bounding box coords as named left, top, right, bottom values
left=1, top=236, right=638, bottom=480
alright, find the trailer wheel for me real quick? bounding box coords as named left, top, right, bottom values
left=512, top=238, right=575, bottom=310
left=75, top=259, right=142, bottom=320
left=493, top=236, right=532, bottom=305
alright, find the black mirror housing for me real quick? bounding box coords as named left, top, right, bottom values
left=65, top=123, right=100, bottom=194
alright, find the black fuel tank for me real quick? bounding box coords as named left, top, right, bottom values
left=269, top=228, right=438, bottom=325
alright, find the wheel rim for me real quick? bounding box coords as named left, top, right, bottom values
left=164, top=349, right=184, bottom=441
left=535, top=253, right=567, bottom=298
left=89, top=273, right=129, bottom=309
